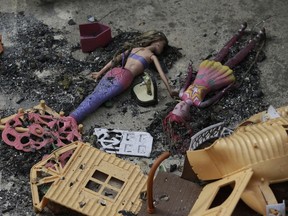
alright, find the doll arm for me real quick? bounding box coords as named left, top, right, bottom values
left=91, top=51, right=129, bottom=80
left=151, top=55, right=178, bottom=97
left=198, top=83, right=235, bottom=108
left=179, top=62, right=195, bottom=97
left=91, top=61, right=113, bottom=80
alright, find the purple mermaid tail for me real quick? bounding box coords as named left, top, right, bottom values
left=70, top=68, right=134, bottom=123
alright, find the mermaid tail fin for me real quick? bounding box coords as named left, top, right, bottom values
left=195, top=60, right=235, bottom=91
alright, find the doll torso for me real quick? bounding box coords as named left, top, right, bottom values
left=181, top=60, right=235, bottom=106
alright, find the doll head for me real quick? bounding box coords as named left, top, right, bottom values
left=112, top=31, right=168, bottom=67
left=163, top=101, right=191, bottom=133
left=136, top=30, right=168, bottom=48
left=123, top=30, right=168, bottom=54
left=171, top=101, right=191, bottom=120
left=163, top=101, right=193, bottom=148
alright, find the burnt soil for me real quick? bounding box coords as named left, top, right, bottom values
left=0, top=12, right=270, bottom=215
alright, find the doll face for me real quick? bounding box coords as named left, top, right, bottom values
left=171, top=101, right=190, bottom=120
left=152, top=39, right=166, bottom=55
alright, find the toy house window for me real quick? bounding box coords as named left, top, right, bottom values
left=85, top=170, right=124, bottom=200
left=92, top=170, right=108, bottom=182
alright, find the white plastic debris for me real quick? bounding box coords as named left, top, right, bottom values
left=262, top=105, right=280, bottom=122
left=87, top=15, right=95, bottom=22
left=189, top=122, right=233, bottom=150
left=93, top=128, right=153, bottom=157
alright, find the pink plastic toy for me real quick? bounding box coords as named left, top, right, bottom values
left=79, top=22, right=112, bottom=52
left=163, top=22, right=266, bottom=142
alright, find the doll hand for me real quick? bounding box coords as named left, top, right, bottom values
left=91, top=72, right=101, bottom=80
left=170, top=89, right=179, bottom=98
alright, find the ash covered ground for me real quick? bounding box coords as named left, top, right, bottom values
left=0, top=12, right=270, bottom=216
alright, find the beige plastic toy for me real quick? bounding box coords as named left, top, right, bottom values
left=0, top=100, right=61, bottom=126
left=30, top=141, right=147, bottom=215
left=187, top=105, right=288, bottom=215
left=29, top=105, right=288, bottom=216
left=240, top=105, right=288, bottom=125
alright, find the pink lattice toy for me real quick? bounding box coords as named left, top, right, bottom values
left=0, top=100, right=82, bottom=152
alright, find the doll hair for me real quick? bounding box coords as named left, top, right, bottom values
left=127, top=30, right=168, bottom=48
left=163, top=111, right=193, bottom=144
left=111, top=31, right=168, bottom=67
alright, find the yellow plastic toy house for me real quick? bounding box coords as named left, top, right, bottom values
left=30, top=105, right=288, bottom=216
left=30, top=141, right=147, bottom=215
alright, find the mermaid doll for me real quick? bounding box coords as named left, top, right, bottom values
left=163, top=22, right=266, bottom=142
left=70, top=31, right=178, bottom=123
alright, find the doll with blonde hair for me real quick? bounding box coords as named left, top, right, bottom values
left=70, top=31, right=177, bottom=123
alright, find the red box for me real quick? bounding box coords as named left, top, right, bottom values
left=79, top=22, right=112, bottom=52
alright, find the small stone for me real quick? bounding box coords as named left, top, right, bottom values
left=53, top=35, right=64, bottom=40
left=176, top=72, right=182, bottom=77
left=252, top=89, right=264, bottom=98
left=16, top=97, right=25, bottom=104
left=68, top=19, right=76, bottom=25
left=169, top=164, right=177, bottom=172
left=257, top=51, right=266, bottom=62
left=159, top=194, right=169, bottom=201
left=79, top=201, right=86, bottom=208
left=100, top=200, right=106, bottom=206
left=104, top=100, right=113, bottom=108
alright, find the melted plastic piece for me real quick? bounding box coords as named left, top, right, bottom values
left=94, top=128, right=153, bottom=157
left=0, top=100, right=82, bottom=152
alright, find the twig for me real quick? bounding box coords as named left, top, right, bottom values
left=238, top=36, right=266, bottom=87
left=250, top=15, right=273, bottom=33
left=99, top=8, right=118, bottom=22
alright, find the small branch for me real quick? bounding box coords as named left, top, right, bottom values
left=238, top=36, right=266, bottom=87
left=99, top=8, right=118, bottom=22
left=250, top=15, right=273, bottom=33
